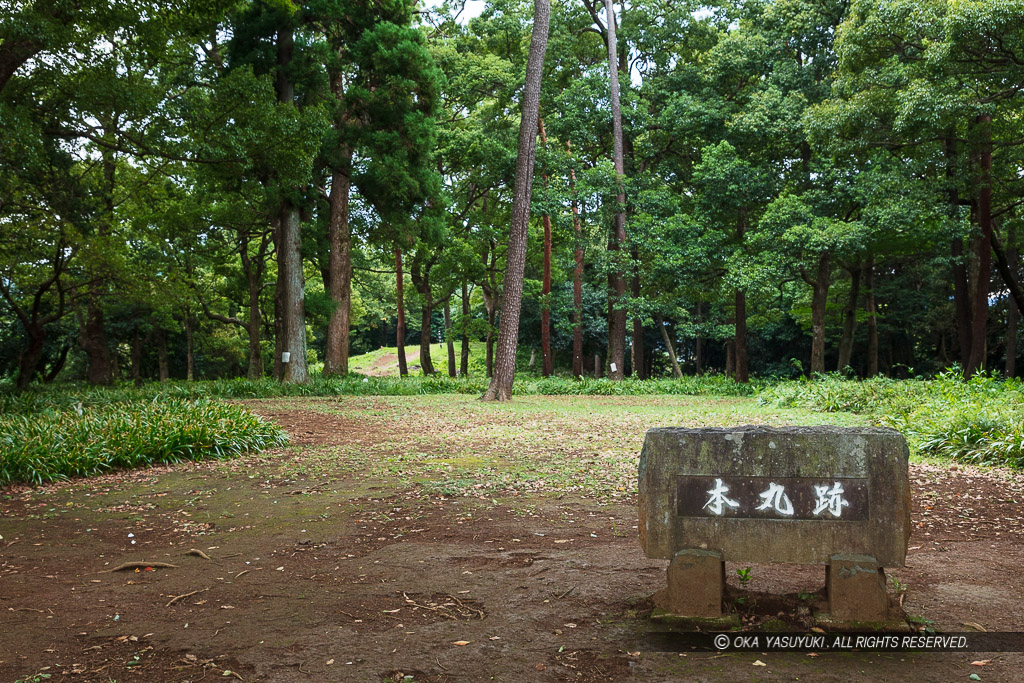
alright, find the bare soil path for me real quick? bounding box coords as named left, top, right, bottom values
left=2, top=395, right=1022, bottom=682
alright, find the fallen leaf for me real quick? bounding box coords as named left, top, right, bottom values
left=972, top=660, right=991, bottom=667
left=962, top=622, right=988, bottom=632
left=810, top=627, right=825, bottom=634
left=753, top=660, right=767, bottom=666
left=553, top=539, right=571, bottom=544
left=535, top=663, right=546, bottom=671
left=325, top=659, right=334, bottom=665
left=970, top=675, right=981, bottom=681
left=452, top=640, right=471, bottom=646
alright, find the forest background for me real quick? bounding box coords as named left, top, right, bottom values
left=2, top=0, right=1023, bottom=391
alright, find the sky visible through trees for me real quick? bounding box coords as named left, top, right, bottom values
left=1, top=0, right=1023, bottom=393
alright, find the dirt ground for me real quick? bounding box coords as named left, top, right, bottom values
left=2, top=395, right=1023, bottom=682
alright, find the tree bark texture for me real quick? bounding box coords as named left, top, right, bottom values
left=156, top=328, right=169, bottom=381
left=539, top=118, right=553, bottom=377
left=324, top=163, right=353, bottom=376
left=695, top=301, right=703, bottom=375
left=631, top=247, right=644, bottom=379
left=604, top=0, right=627, bottom=381
left=16, top=323, right=46, bottom=391
left=411, top=252, right=435, bottom=376
left=837, top=265, right=862, bottom=372
left=481, top=0, right=550, bottom=401
left=809, top=251, right=831, bottom=375
left=395, top=249, right=408, bottom=377
left=419, top=300, right=435, bottom=375
left=461, top=282, right=470, bottom=376
left=865, top=256, right=879, bottom=377
left=444, top=299, right=457, bottom=377
left=966, top=116, right=992, bottom=378
left=734, top=290, right=749, bottom=383
left=656, top=314, right=683, bottom=378
left=278, top=205, right=309, bottom=383
left=185, top=310, right=195, bottom=381
left=569, top=143, right=584, bottom=379
left=275, top=23, right=309, bottom=384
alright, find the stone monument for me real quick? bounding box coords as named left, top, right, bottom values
left=638, top=426, right=911, bottom=621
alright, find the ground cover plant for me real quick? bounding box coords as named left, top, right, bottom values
left=760, top=370, right=1024, bottom=468
left=0, top=399, right=287, bottom=486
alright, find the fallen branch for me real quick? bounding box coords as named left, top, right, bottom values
left=285, top=482, right=330, bottom=495
left=166, top=589, right=206, bottom=607
left=446, top=594, right=485, bottom=619
left=100, top=562, right=178, bottom=573
left=186, top=549, right=212, bottom=560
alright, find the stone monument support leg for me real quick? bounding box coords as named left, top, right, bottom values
left=665, top=548, right=724, bottom=617
left=827, top=553, right=889, bottom=621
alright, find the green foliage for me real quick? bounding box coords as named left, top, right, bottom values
left=0, top=398, right=287, bottom=486
left=759, top=370, right=1024, bottom=468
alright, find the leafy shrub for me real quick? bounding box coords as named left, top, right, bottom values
left=0, top=373, right=759, bottom=413
left=759, top=370, right=1024, bottom=468
left=0, top=399, right=287, bottom=486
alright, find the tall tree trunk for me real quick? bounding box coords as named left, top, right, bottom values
left=966, top=116, right=992, bottom=378
left=695, top=300, right=703, bottom=375
left=81, top=147, right=116, bottom=386
left=594, top=353, right=602, bottom=378
left=419, top=299, right=435, bottom=375
left=483, top=242, right=498, bottom=378
left=569, top=143, right=584, bottom=379
left=1006, top=225, right=1018, bottom=378
left=837, top=265, right=862, bottom=372
left=809, top=251, right=831, bottom=375
left=156, top=328, right=169, bottom=381
left=444, top=299, right=457, bottom=378
left=604, top=0, right=627, bottom=381
left=735, top=290, right=749, bottom=383
left=460, top=282, right=470, bottom=376
left=734, top=217, right=748, bottom=383
left=278, top=205, right=308, bottom=383
left=952, top=239, right=973, bottom=365
left=131, top=329, right=143, bottom=388
left=946, top=136, right=973, bottom=365
left=324, top=163, right=353, bottom=376
left=631, top=247, right=644, bottom=379
left=656, top=313, right=682, bottom=378
left=273, top=225, right=285, bottom=380
left=725, top=340, right=734, bottom=377
left=395, top=248, right=408, bottom=377
left=16, top=323, right=46, bottom=391
left=865, top=256, right=879, bottom=377
left=538, top=118, right=553, bottom=377
left=246, top=274, right=263, bottom=379
left=275, top=21, right=308, bottom=384
left=184, top=309, right=195, bottom=381
left=80, top=300, right=113, bottom=385
left=482, top=0, right=550, bottom=400
left=44, top=343, right=70, bottom=383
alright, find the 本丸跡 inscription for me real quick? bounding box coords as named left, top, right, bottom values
left=676, top=475, right=869, bottom=520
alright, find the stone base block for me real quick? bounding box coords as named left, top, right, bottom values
left=662, top=548, right=724, bottom=617
left=827, top=553, right=889, bottom=621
